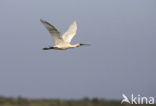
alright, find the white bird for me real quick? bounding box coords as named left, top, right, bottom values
left=40, top=19, right=89, bottom=50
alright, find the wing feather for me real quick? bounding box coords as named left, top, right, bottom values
left=40, top=19, right=63, bottom=45
left=62, top=21, right=77, bottom=43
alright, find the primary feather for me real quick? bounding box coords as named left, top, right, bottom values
left=62, top=21, right=77, bottom=43
left=40, top=19, right=63, bottom=45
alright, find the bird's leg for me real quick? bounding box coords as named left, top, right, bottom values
left=43, top=47, right=54, bottom=50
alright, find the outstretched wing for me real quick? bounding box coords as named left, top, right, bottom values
left=62, top=21, right=77, bottom=43
left=40, top=19, right=63, bottom=45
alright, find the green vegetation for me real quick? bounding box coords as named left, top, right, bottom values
left=0, top=96, right=155, bottom=106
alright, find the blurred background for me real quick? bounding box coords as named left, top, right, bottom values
left=0, top=0, right=156, bottom=101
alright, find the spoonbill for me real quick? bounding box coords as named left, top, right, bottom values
left=40, top=19, right=89, bottom=50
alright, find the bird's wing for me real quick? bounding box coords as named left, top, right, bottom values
left=62, top=21, right=77, bottom=43
left=40, top=19, right=63, bottom=45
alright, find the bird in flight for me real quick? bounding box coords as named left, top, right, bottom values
left=40, top=19, right=89, bottom=50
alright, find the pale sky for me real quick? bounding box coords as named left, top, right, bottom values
left=0, top=0, right=156, bottom=99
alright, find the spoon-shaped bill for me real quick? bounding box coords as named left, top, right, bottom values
left=80, top=43, right=91, bottom=46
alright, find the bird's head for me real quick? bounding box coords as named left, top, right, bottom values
left=75, top=43, right=90, bottom=47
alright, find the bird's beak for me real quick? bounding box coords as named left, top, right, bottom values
left=80, top=44, right=90, bottom=46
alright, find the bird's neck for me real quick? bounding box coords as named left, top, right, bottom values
left=70, top=43, right=80, bottom=48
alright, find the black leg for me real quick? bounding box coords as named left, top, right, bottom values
left=42, top=47, right=54, bottom=50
